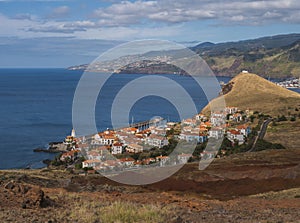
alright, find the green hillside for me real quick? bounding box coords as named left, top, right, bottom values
left=196, top=34, right=300, bottom=78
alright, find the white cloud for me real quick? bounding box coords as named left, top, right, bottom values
left=47, top=6, right=70, bottom=19
left=92, top=0, right=300, bottom=26
left=1, top=0, right=300, bottom=41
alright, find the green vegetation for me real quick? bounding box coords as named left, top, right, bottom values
left=253, top=139, right=285, bottom=151
left=194, top=34, right=300, bottom=78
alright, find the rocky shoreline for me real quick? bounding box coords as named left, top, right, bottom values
left=33, top=142, right=67, bottom=154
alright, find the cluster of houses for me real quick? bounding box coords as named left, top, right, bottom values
left=59, top=106, right=252, bottom=172
left=179, top=107, right=251, bottom=145
left=91, top=123, right=169, bottom=155
left=275, top=77, right=300, bottom=89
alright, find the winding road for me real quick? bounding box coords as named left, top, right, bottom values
left=248, top=118, right=273, bottom=152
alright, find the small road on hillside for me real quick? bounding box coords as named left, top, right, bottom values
left=248, top=118, right=273, bottom=152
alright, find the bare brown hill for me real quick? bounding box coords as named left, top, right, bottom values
left=203, top=72, right=300, bottom=116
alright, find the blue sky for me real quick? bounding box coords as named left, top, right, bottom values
left=1, top=0, right=300, bottom=67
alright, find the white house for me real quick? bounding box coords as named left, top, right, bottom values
left=111, top=142, right=123, bottom=155
left=156, top=155, right=170, bottom=167
left=126, top=144, right=143, bottom=153
left=230, top=113, right=243, bottom=122
left=236, top=124, right=251, bottom=137
left=86, top=150, right=103, bottom=160
left=227, top=130, right=245, bottom=145
left=177, top=153, right=192, bottom=164
left=195, top=113, right=207, bottom=121
left=200, top=151, right=216, bottom=159
left=119, top=157, right=135, bottom=167
left=208, top=128, right=224, bottom=139
left=94, top=131, right=115, bottom=145
left=82, top=159, right=102, bottom=169
left=179, top=133, right=207, bottom=143
left=225, top=107, right=238, bottom=115
left=145, top=134, right=168, bottom=148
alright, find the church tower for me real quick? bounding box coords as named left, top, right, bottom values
left=71, top=128, right=76, bottom=138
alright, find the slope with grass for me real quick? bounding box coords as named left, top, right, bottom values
left=203, top=72, right=300, bottom=116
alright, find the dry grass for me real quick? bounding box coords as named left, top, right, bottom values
left=265, top=119, right=300, bottom=149
left=53, top=192, right=168, bottom=223
left=249, top=187, right=300, bottom=199
left=203, top=72, right=300, bottom=116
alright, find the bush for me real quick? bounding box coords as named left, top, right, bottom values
left=254, top=139, right=285, bottom=151
left=277, top=115, right=288, bottom=122
left=75, top=163, right=82, bottom=170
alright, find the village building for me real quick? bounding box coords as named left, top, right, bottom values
left=82, top=159, right=102, bottom=169
left=60, top=149, right=80, bottom=162
left=119, top=127, right=138, bottom=135
left=200, top=151, right=216, bottom=159
left=126, top=144, right=143, bottom=153
left=145, top=134, right=168, bottom=148
left=86, top=150, right=103, bottom=160
left=195, top=113, right=207, bottom=121
left=63, top=136, right=76, bottom=146
left=227, top=129, right=245, bottom=145
left=156, top=155, right=170, bottom=166
left=177, top=153, right=192, bottom=164
left=208, top=127, right=224, bottom=139
left=119, top=157, right=135, bottom=167
left=225, top=107, right=238, bottom=114
left=182, top=118, right=197, bottom=127
left=229, top=113, right=243, bottom=122
left=94, top=160, right=121, bottom=171
left=179, top=132, right=207, bottom=143
left=111, top=142, right=123, bottom=155
left=142, top=157, right=156, bottom=165
left=236, top=124, right=251, bottom=137
left=94, top=130, right=116, bottom=145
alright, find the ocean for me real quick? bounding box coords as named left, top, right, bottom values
left=0, top=69, right=298, bottom=169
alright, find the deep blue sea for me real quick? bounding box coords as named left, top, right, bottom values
left=0, top=69, right=298, bottom=169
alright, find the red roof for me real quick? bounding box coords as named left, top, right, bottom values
left=228, top=130, right=241, bottom=135
left=113, top=142, right=123, bottom=147
left=236, top=124, right=249, bottom=129
left=119, top=157, right=135, bottom=162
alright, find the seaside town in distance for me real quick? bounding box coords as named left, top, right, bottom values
left=45, top=105, right=254, bottom=174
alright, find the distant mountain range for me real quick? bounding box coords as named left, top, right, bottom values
left=68, top=33, right=300, bottom=78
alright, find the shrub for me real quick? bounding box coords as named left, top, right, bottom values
left=254, top=139, right=285, bottom=151
left=277, top=115, right=287, bottom=122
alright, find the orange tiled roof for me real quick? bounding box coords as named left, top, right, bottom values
left=119, top=157, right=135, bottom=162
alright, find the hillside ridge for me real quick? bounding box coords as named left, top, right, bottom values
left=203, top=72, right=300, bottom=115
